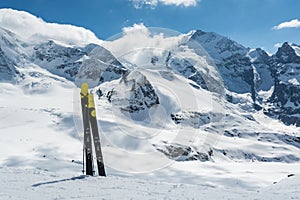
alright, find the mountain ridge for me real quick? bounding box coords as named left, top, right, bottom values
left=1, top=16, right=299, bottom=127
left=0, top=9, right=300, bottom=167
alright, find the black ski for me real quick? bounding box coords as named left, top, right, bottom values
left=88, top=93, right=106, bottom=176
left=80, top=83, right=94, bottom=176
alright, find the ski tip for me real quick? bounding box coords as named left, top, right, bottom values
left=88, top=93, right=95, bottom=108
left=81, top=83, right=89, bottom=96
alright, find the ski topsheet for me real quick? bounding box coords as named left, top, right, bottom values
left=80, top=83, right=94, bottom=176
left=80, top=83, right=106, bottom=176
left=88, top=93, right=106, bottom=176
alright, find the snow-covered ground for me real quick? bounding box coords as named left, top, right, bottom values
left=0, top=8, right=300, bottom=200
left=1, top=76, right=300, bottom=199
left=0, top=166, right=299, bottom=200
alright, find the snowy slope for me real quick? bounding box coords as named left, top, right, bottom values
left=0, top=9, right=300, bottom=199
left=187, top=30, right=254, bottom=94
left=1, top=167, right=299, bottom=200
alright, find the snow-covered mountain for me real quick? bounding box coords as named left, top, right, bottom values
left=1, top=9, right=300, bottom=199
left=31, top=41, right=127, bottom=87
left=188, top=30, right=254, bottom=95
left=265, top=42, right=300, bottom=126
left=187, top=30, right=300, bottom=127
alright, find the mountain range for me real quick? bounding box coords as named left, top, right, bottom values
left=1, top=22, right=300, bottom=127
left=0, top=9, right=300, bottom=198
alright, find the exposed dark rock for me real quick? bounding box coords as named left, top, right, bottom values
left=32, top=40, right=127, bottom=85
left=153, top=142, right=212, bottom=162
left=108, top=71, right=159, bottom=114
left=0, top=46, right=16, bottom=80
left=171, top=111, right=211, bottom=128
left=166, top=54, right=208, bottom=90
left=275, top=42, right=300, bottom=64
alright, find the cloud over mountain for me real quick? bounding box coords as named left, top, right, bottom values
left=0, top=8, right=101, bottom=46
left=102, top=23, right=186, bottom=60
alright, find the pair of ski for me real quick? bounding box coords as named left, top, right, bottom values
left=80, top=83, right=106, bottom=176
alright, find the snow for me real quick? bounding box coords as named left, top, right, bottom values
left=288, top=77, right=300, bottom=85
left=255, top=65, right=274, bottom=91
left=188, top=30, right=248, bottom=62
left=102, top=24, right=186, bottom=59
left=257, top=86, right=274, bottom=100
left=1, top=8, right=300, bottom=200
left=276, top=63, right=300, bottom=91
left=291, top=43, right=300, bottom=57
left=1, top=59, right=299, bottom=199
left=0, top=166, right=299, bottom=199
left=0, top=8, right=102, bottom=46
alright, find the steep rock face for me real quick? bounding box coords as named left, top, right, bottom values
left=0, top=47, right=16, bottom=80
left=187, top=32, right=300, bottom=126
left=275, top=42, right=300, bottom=64
left=32, top=40, right=84, bottom=80
left=107, top=70, right=159, bottom=117
left=265, top=43, right=300, bottom=126
left=0, top=28, right=25, bottom=81
left=165, top=51, right=208, bottom=90
left=32, top=40, right=127, bottom=86
left=75, top=57, right=127, bottom=87
left=0, top=28, right=127, bottom=86
left=267, top=83, right=300, bottom=126
left=83, top=44, right=127, bottom=84
left=188, top=30, right=255, bottom=97
left=148, top=48, right=223, bottom=93
left=189, top=30, right=248, bottom=60
left=84, top=44, right=119, bottom=64
left=248, top=48, right=274, bottom=92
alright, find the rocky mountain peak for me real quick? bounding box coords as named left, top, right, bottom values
left=248, top=48, right=270, bottom=64
left=188, top=30, right=254, bottom=95
left=31, top=40, right=127, bottom=87
left=107, top=70, right=159, bottom=118
left=275, top=42, right=300, bottom=64
left=190, top=30, right=219, bottom=43
left=0, top=22, right=300, bottom=126
left=189, top=30, right=248, bottom=61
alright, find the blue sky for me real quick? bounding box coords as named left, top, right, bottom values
left=0, top=0, right=300, bottom=53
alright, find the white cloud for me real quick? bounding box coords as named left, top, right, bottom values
left=274, top=43, right=282, bottom=48
left=102, top=23, right=186, bottom=65
left=0, top=8, right=102, bottom=46
left=160, top=0, right=198, bottom=7
left=131, top=0, right=157, bottom=9
left=273, top=19, right=300, bottom=30
left=130, top=0, right=198, bottom=9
